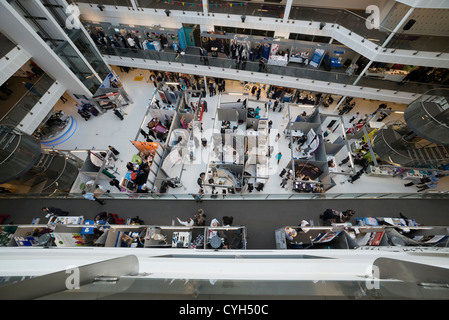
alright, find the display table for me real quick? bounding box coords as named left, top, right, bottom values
left=365, top=68, right=408, bottom=82
left=401, top=169, right=432, bottom=180
left=172, top=231, right=192, bottom=248
left=289, top=55, right=303, bottom=64
left=48, top=216, right=84, bottom=225
left=350, top=141, right=363, bottom=153
left=268, top=55, right=288, bottom=66
left=365, top=165, right=395, bottom=177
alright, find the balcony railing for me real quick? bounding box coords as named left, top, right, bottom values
left=0, top=191, right=448, bottom=200
left=97, top=44, right=448, bottom=95
left=0, top=74, right=56, bottom=127
left=70, top=0, right=449, bottom=54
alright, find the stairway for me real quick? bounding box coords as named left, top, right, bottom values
left=407, top=146, right=449, bottom=166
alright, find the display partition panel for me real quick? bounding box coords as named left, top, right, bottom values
left=324, top=142, right=345, bottom=156
left=293, top=159, right=327, bottom=181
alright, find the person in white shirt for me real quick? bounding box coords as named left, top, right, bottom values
left=127, top=36, right=136, bottom=49
left=177, top=217, right=194, bottom=227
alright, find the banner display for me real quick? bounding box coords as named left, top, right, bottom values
left=131, top=141, right=159, bottom=156
left=309, top=48, right=325, bottom=68
left=178, top=27, right=187, bottom=50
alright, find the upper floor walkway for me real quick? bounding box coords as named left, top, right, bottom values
left=71, top=0, right=449, bottom=66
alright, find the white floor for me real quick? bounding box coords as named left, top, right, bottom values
left=49, top=66, right=438, bottom=195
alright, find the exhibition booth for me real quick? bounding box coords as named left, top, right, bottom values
left=276, top=218, right=449, bottom=249
left=281, top=104, right=348, bottom=192
left=119, top=141, right=163, bottom=193
left=199, top=31, right=356, bottom=70
left=69, top=149, right=120, bottom=195
left=1, top=221, right=247, bottom=250
left=203, top=95, right=272, bottom=194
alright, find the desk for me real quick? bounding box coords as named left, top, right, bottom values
left=268, top=55, right=288, bottom=66
left=49, top=216, right=84, bottom=225
left=172, top=231, right=192, bottom=248
left=402, top=169, right=431, bottom=180
left=365, top=165, right=395, bottom=177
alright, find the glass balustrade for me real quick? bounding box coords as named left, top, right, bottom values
left=0, top=32, right=17, bottom=59
left=0, top=74, right=56, bottom=127
left=97, top=44, right=449, bottom=94
left=208, top=1, right=285, bottom=19
left=137, top=0, right=203, bottom=12
left=70, top=0, right=449, bottom=54
left=0, top=191, right=448, bottom=200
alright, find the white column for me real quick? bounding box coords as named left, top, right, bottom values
left=283, top=0, right=293, bottom=20
left=352, top=60, right=373, bottom=86
left=202, top=0, right=208, bottom=15
left=204, top=75, right=208, bottom=95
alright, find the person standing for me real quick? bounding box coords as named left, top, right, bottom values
left=241, top=53, right=247, bottom=70
left=42, top=206, right=69, bottom=217
left=256, top=87, right=261, bottom=100
left=176, top=217, right=194, bottom=227
left=127, top=36, right=137, bottom=49
left=194, top=209, right=207, bottom=226
left=203, top=48, right=209, bottom=65
left=280, top=176, right=288, bottom=188
left=357, top=114, right=368, bottom=124
left=150, top=74, right=157, bottom=87
left=23, top=82, right=42, bottom=97
left=276, top=152, right=282, bottom=164
left=82, top=190, right=106, bottom=205
left=197, top=172, right=205, bottom=188
left=275, top=133, right=281, bottom=142
left=199, top=47, right=204, bottom=62
left=108, top=145, right=120, bottom=157
left=109, top=178, right=122, bottom=192
left=258, top=58, right=265, bottom=72
left=349, top=112, right=359, bottom=123
left=114, top=108, right=124, bottom=121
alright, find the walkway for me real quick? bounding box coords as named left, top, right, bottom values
left=2, top=197, right=449, bottom=249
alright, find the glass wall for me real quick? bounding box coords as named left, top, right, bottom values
left=70, top=30, right=111, bottom=81
left=208, top=0, right=285, bottom=18
left=55, top=42, right=101, bottom=94
left=0, top=74, right=56, bottom=127
left=0, top=32, right=17, bottom=59
left=136, top=0, right=203, bottom=12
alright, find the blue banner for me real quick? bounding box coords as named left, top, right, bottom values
left=178, top=28, right=187, bottom=50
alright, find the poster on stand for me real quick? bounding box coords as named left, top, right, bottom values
left=178, top=28, right=187, bottom=50
left=262, top=43, right=271, bottom=60
left=312, top=231, right=341, bottom=243
left=309, top=49, right=325, bottom=68
left=131, top=141, right=159, bottom=156
left=158, top=90, right=168, bottom=104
